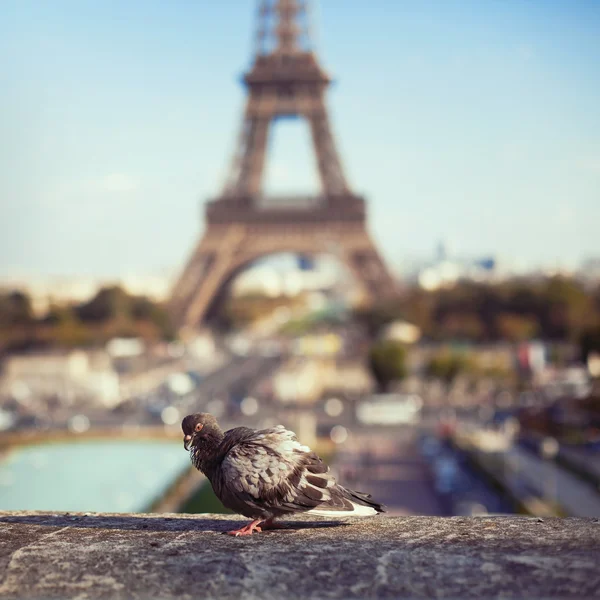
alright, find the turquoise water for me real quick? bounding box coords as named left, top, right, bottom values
left=0, top=440, right=191, bottom=513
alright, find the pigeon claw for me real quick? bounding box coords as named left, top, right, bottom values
left=233, top=526, right=262, bottom=537
left=226, top=520, right=263, bottom=537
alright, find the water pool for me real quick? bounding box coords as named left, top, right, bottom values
left=0, top=440, right=191, bottom=513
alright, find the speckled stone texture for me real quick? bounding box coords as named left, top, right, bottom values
left=0, top=512, right=598, bottom=599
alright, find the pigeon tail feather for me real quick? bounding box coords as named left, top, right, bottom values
left=305, top=485, right=386, bottom=517
left=342, top=487, right=386, bottom=514
left=306, top=501, right=378, bottom=517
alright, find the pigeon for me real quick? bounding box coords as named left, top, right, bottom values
left=182, top=413, right=385, bottom=536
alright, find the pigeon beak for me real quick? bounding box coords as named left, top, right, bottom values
left=183, top=435, right=192, bottom=451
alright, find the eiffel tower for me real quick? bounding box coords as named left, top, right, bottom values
left=170, top=0, right=396, bottom=331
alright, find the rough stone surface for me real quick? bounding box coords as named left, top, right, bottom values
left=0, top=511, right=599, bottom=599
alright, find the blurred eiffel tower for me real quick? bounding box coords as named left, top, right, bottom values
left=170, top=0, right=396, bottom=331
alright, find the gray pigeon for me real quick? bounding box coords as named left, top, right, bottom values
left=182, top=413, right=385, bottom=536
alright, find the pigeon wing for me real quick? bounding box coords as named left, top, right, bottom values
left=216, top=425, right=358, bottom=517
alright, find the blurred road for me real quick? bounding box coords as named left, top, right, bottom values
left=558, top=445, right=600, bottom=482
left=507, top=446, right=600, bottom=517
left=333, top=427, right=447, bottom=516
left=178, top=355, right=282, bottom=416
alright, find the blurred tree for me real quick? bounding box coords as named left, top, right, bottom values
left=0, top=291, right=35, bottom=327
left=352, top=306, right=391, bottom=338
left=433, top=283, right=493, bottom=340
left=42, top=304, right=92, bottom=347
left=3, top=276, right=599, bottom=353
left=503, top=282, right=541, bottom=315
left=131, top=297, right=157, bottom=321
left=594, top=283, right=600, bottom=313
left=438, top=313, right=486, bottom=342
left=368, top=340, right=408, bottom=391
left=0, top=287, right=178, bottom=353
left=540, top=277, right=594, bottom=340
left=44, top=303, right=77, bottom=326
left=54, top=319, right=94, bottom=348
left=131, top=297, right=176, bottom=340
left=426, top=350, right=476, bottom=383
left=399, top=289, right=435, bottom=336
left=495, top=313, right=539, bottom=342
left=76, top=286, right=132, bottom=323
left=580, top=326, right=600, bottom=363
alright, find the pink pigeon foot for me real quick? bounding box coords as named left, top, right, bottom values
left=226, top=519, right=263, bottom=537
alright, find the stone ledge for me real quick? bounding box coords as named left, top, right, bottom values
left=0, top=511, right=599, bottom=599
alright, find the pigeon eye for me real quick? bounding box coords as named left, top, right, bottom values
left=195, top=423, right=203, bottom=432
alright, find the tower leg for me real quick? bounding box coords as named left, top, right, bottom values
left=339, top=231, right=398, bottom=304
left=309, top=108, right=349, bottom=196
left=169, top=225, right=247, bottom=330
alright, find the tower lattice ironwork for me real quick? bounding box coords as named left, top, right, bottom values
left=170, top=0, right=396, bottom=330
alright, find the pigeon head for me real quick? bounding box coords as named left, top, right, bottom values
left=182, top=413, right=223, bottom=452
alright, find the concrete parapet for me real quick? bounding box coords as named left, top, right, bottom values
left=0, top=512, right=598, bottom=599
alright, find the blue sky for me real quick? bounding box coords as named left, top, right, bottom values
left=2, top=0, right=599, bottom=278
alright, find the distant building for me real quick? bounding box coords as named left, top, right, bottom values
left=0, top=350, right=120, bottom=407
left=272, top=359, right=325, bottom=405
left=577, top=257, right=600, bottom=285
left=322, top=360, right=374, bottom=396
left=588, top=352, right=600, bottom=378
left=292, top=333, right=343, bottom=356
left=381, top=320, right=421, bottom=344
left=106, top=338, right=146, bottom=358
left=415, top=244, right=509, bottom=291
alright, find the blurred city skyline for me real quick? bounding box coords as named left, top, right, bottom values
left=2, top=0, right=599, bottom=279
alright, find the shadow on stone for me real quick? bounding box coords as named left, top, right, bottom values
left=0, top=513, right=350, bottom=534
